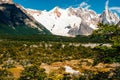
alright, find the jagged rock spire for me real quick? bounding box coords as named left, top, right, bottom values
left=105, top=0, right=109, bottom=17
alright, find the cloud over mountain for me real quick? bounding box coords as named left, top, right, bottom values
left=79, top=2, right=91, bottom=9
left=109, top=7, right=120, bottom=13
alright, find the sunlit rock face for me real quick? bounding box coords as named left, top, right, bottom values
left=0, top=0, right=13, bottom=3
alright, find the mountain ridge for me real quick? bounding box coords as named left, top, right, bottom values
left=0, top=0, right=51, bottom=35
left=0, top=0, right=119, bottom=36
left=26, top=6, right=119, bottom=36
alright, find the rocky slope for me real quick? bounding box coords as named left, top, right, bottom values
left=0, top=0, right=51, bottom=35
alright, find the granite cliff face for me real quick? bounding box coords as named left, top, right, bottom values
left=99, top=0, right=119, bottom=25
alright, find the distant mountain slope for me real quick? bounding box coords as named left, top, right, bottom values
left=27, top=6, right=119, bottom=36
left=0, top=1, right=51, bottom=35
left=27, top=7, right=98, bottom=36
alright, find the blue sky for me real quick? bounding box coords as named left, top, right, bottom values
left=13, top=0, right=120, bottom=14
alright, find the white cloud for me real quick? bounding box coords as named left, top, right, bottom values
left=109, top=7, right=120, bottom=13
left=104, top=0, right=120, bottom=15
left=84, top=5, right=91, bottom=9
left=69, top=2, right=90, bottom=9
left=79, top=2, right=91, bottom=9
left=79, top=2, right=87, bottom=7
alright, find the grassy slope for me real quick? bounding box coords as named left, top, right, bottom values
left=0, top=23, right=51, bottom=35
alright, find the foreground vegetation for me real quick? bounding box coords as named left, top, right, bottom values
left=0, top=40, right=119, bottom=79
left=0, top=23, right=120, bottom=79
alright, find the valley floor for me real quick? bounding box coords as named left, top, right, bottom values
left=0, top=40, right=119, bottom=80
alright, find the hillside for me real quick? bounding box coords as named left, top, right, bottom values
left=0, top=1, right=51, bottom=35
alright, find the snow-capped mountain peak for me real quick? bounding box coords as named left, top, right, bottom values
left=99, top=0, right=119, bottom=25
left=26, top=2, right=119, bottom=36
left=27, top=7, right=83, bottom=36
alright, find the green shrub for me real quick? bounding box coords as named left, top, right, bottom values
left=0, top=69, right=14, bottom=80
left=19, top=65, right=47, bottom=80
